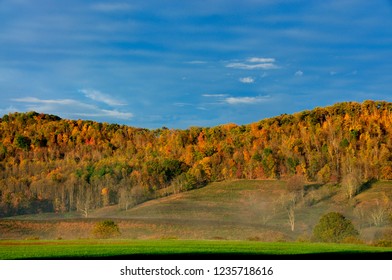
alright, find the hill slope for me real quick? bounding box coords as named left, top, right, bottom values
left=1, top=100, right=392, bottom=217
left=2, top=179, right=391, bottom=242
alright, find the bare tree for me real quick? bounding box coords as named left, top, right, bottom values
left=261, top=213, right=272, bottom=226
left=287, top=204, right=295, bottom=231
left=118, top=187, right=132, bottom=211
left=76, top=185, right=93, bottom=218
left=287, top=174, right=305, bottom=198
left=285, top=193, right=297, bottom=232
left=341, top=172, right=362, bottom=200
left=353, top=205, right=367, bottom=228
left=370, top=200, right=388, bottom=227
left=130, top=185, right=148, bottom=206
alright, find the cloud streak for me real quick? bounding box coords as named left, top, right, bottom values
left=226, top=57, right=278, bottom=70
left=224, top=96, right=270, bottom=105
left=79, top=89, right=126, bottom=106
left=239, top=77, right=255, bottom=83
left=202, top=94, right=228, bottom=97
left=202, top=93, right=271, bottom=105
left=186, top=60, right=208, bottom=64
left=226, top=62, right=277, bottom=70
left=12, top=96, right=133, bottom=120
left=12, top=97, right=78, bottom=106
left=295, top=70, right=304, bottom=77
left=91, top=3, right=134, bottom=12
left=247, top=57, right=275, bottom=63
left=77, top=109, right=133, bottom=119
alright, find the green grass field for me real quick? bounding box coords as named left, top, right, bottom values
left=0, top=239, right=391, bottom=259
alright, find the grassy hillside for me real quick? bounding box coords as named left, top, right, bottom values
left=2, top=179, right=391, bottom=242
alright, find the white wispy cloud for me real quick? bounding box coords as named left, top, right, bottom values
left=202, top=93, right=271, bottom=105
left=295, top=70, right=304, bottom=77
left=12, top=97, right=77, bottom=106
left=79, top=89, right=126, bottom=106
left=12, top=97, right=96, bottom=116
left=202, top=94, right=228, bottom=97
left=102, top=109, right=133, bottom=119
left=173, top=102, right=193, bottom=107
left=77, top=109, right=133, bottom=119
left=247, top=57, right=275, bottom=63
left=186, top=60, right=208, bottom=64
left=91, top=3, right=134, bottom=12
left=226, top=57, right=278, bottom=70
left=224, top=95, right=271, bottom=105
left=261, top=72, right=269, bottom=78
left=226, top=62, right=277, bottom=70
left=239, top=77, right=255, bottom=83
left=12, top=96, right=133, bottom=120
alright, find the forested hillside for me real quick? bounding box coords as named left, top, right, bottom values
left=1, top=100, right=392, bottom=217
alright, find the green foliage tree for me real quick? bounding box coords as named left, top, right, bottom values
left=317, top=164, right=331, bottom=184
left=0, top=143, right=7, bottom=160
left=92, top=220, right=121, bottom=239
left=15, top=135, right=31, bottom=151
left=313, top=212, right=359, bottom=243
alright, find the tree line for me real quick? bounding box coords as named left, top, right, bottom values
left=1, top=100, right=392, bottom=217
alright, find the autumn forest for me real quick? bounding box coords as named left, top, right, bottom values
left=1, top=100, right=392, bottom=218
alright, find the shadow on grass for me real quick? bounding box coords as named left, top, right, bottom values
left=304, top=183, right=324, bottom=192
left=359, top=178, right=377, bottom=193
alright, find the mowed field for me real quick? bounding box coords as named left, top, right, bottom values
left=1, top=239, right=392, bottom=260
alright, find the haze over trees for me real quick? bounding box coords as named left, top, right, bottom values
left=1, top=100, right=392, bottom=217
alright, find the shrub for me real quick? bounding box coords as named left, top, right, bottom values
left=296, top=233, right=312, bottom=243
left=373, top=228, right=392, bottom=247
left=25, top=236, right=40, bottom=240
left=313, top=212, right=359, bottom=243
left=160, top=236, right=178, bottom=240
left=247, top=236, right=261, bottom=241
left=211, top=236, right=226, bottom=240
left=92, top=220, right=121, bottom=239
left=341, top=236, right=364, bottom=244
left=373, top=240, right=392, bottom=247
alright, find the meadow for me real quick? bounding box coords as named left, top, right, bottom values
left=1, top=239, right=392, bottom=260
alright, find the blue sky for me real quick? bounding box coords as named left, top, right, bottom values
left=1, top=0, right=392, bottom=128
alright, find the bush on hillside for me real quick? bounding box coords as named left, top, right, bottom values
left=92, top=220, right=121, bottom=239
left=373, top=228, right=392, bottom=247
left=313, top=212, right=359, bottom=243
